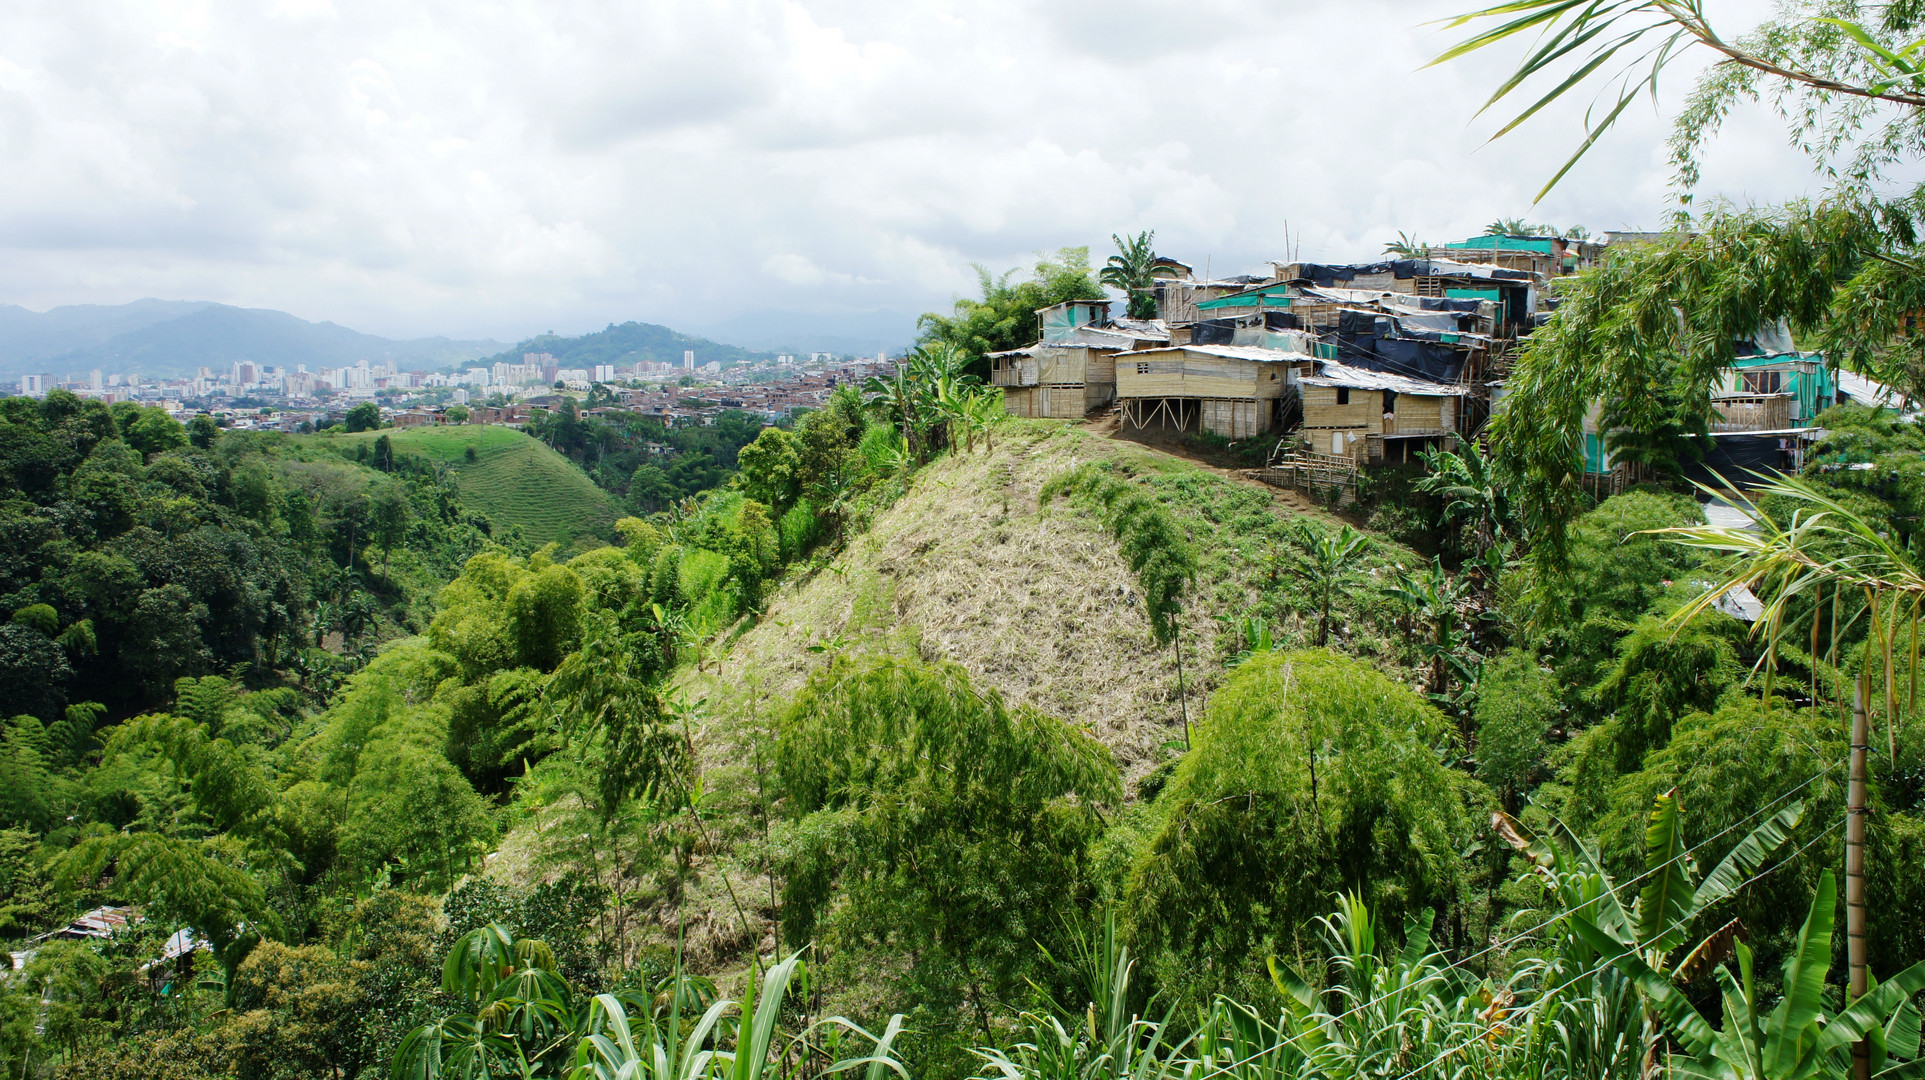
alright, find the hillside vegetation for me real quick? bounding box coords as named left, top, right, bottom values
left=678, top=420, right=1416, bottom=781
left=8, top=362, right=1925, bottom=1080
left=308, top=425, right=620, bottom=546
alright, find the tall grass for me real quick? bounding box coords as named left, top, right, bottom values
left=1040, top=463, right=1196, bottom=643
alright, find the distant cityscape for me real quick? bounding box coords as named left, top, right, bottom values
left=10, top=347, right=898, bottom=432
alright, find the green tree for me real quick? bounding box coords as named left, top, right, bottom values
left=546, top=610, right=688, bottom=810
left=123, top=407, right=187, bottom=458
left=369, top=484, right=412, bottom=578
left=1101, top=230, right=1162, bottom=320
left=0, top=827, right=54, bottom=937
left=918, top=247, right=1104, bottom=379
left=733, top=426, right=800, bottom=511
left=1473, top=648, right=1559, bottom=810
left=445, top=403, right=470, bottom=424
left=186, top=413, right=219, bottom=450
left=344, top=401, right=383, bottom=433
left=340, top=739, right=497, bottom=889
left=508, top=562, right=584, bottom=672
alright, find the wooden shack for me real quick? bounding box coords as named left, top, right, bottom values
left=1297, top=362, right=1467, bottom=462
left=991, top=344, right=1119, bottom=419
left=1114, top=344, right=1302, bottom=439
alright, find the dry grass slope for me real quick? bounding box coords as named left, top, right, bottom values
left=684, top=419, right=1331, bottom=781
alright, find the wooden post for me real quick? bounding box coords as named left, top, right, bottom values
left=1174, top=612, right=1190, bottom=751
left=1849, top=671, right=1871, bottom=1080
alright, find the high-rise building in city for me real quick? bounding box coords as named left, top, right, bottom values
left=18, top=374, right=45, bottom=396
left=683, top=350, right=695, bottom=371
left=593, top=364, right=615, bottom=383
left=88, top=370, right=102, bottom=391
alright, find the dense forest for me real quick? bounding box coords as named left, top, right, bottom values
left=15, top=0, right=1925, bottom=1077
left=523, top=400, right=768, bottom=512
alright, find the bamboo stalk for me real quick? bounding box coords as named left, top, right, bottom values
left=1849, top=671, right=1871, bottom=1080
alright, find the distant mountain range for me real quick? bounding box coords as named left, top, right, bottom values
left=0, top=300, right=504, bottom=378
left=0, top=298, right=918, bottom=383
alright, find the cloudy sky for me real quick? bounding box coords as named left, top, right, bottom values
left=0, top=0, right=1833, bottom=346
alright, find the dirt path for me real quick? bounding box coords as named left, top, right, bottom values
left=1078, top=408, right=1329, bottom=516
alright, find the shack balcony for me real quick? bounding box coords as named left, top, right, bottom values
left=1711, top=393, right=1793, bottom=433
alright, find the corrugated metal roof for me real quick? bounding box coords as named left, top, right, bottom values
left=1133, top=344, right=1317, bottom=364
left=1301, top=361, right=1468, bottom=396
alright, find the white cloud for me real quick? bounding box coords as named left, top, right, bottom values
left=0, top=0, right=1830, bottom=342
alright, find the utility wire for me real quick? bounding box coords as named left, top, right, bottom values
left=1384, top=820, right=1844, bottom=1080
left=1176, top=759, right=1842, bottom=1080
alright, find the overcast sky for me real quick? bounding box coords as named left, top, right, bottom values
left=0, top=0, right=1835, bottom=344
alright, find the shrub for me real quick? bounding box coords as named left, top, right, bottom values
left=1127, top=649, right=1481, bottom=1010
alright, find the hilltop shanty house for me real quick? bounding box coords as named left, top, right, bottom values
left=1297, top=361, right=1467, bottom=462
left=1711, top=353, right=1836, bottom=431
left=1115, top=343, right=1305, bottom=439
left=991, top=343, right=1119, bottom=418
left=988, top=300, right=1129, bottom=419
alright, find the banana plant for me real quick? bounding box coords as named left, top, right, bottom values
left=1496, top=792, right=1805, bottom=980
left=1285, top=520, right=1370, bottom=649
left=395, top=923, right=592, bottom=1080
left=1576, top=871, right=1925, bottom=1080
left=1383, top=557, right=1471, bottom=698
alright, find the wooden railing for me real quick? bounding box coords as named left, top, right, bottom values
left=1245, top=449, right=1361, bottom=503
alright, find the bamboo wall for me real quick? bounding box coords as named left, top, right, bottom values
left=1389, top=393, right=1453, bottom=433
left=1298, top=385, right=1458, bottom=456
left=1198, top=399, right=1273, bottom=439
left=992, top=346, right=1118, bottom=393
left=1115, top=349, right=1289, bottom=401
left=1003, top=383, right=1112, bottom=419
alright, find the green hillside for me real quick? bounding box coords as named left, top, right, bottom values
left=308, top=424, right=621, bottom=545
left=481, top=319, right=773, bottom=370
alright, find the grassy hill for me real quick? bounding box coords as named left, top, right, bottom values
left=484, top=418, right=1426, bottom=970
left=673, top=421, right=1422, bottom=780
left=307, top=424, right=621, bottom=545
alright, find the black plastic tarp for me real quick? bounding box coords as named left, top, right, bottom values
left=1680, top=433, right=1802, bottom=488
left=1364, top=338, right=1466, bottom=382
left=1297, top=261, right=1395, bottom=286
left=1191, top=319, right=1237, bottom=345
